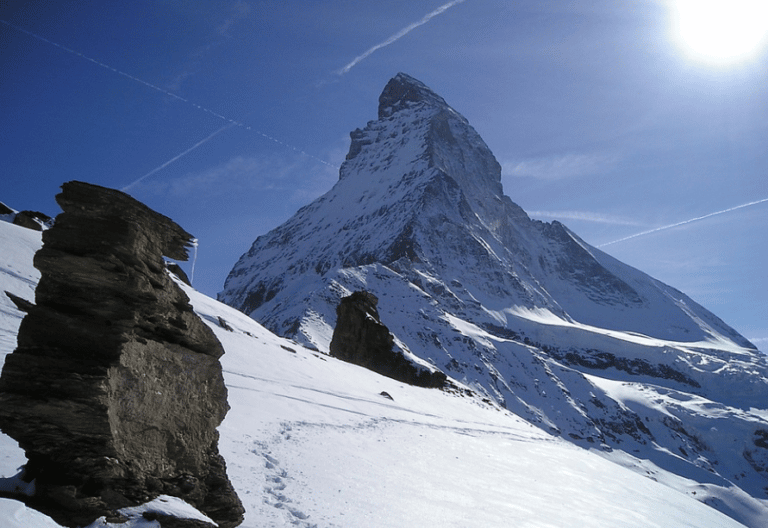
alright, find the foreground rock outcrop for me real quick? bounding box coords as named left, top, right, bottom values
left=329, top=291, right=447, bottom=388
left=0, top=181, right=243, bottom=527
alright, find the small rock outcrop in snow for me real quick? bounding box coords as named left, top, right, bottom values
left=12, top=210, right=52, bottom=231
left=330, top=291, right=447, bottom=388
left=0, top=181, right=243, bottom=528
left=0, top=201, right=52, bottom=231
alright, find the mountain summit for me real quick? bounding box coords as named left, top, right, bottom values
left=221, top=72, right=751, bottom=349
left=378, top=72, right=453, bottom=119
left=220, top=73, right=768, bottom=522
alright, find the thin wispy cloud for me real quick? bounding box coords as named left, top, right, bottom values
left=216, top=0, right=251, bottom=38
left=140, top=155, right=295, bottom=198
left=751, top=337, right=768, bottom=352
left=337, top=0, right=467, bottom=75
left=502, top=153, right=618, bottom=180
left=166, top=0, right=252, bottom=92
left=122, top=122, right=237, bottom=193
left=528, top=210, right=646, bottom=227
left=599, top=197, right=768, bottom=247
left=140, top=152, right=338, bottom=205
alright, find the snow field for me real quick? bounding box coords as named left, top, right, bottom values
left=192, top=284, right=748, bottom=527
left=0, top=219, right=758, bottom=527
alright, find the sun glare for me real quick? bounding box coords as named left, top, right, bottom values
left=674, top=0, right=768, bottom=64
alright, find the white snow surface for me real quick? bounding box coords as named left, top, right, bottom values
left=1, top=218, right=767, bottom=527
left=192, top=284, right=757, bottom=528
left=83, top=495, right=217, bottom=528
left=0, top=221, right=40, bottom=479
left=0, top=498, right=63, bottom=528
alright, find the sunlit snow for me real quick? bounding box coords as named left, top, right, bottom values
left=1, top=219, right=763, bottom=527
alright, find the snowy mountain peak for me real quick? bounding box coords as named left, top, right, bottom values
left=219, top=75, right=768, bottom=523
left=378, top=72, right=453, bottom=119
left=222, top=73, right=755, bottom=352
left=344, top=72, right=507, bottom=226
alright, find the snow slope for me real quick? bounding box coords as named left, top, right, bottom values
left=1, top=218, right=764, bottom=527
left=0, top=220, right=40, bottom=480
left=0, top=220, right=40, bottom=367
left=192, top=282, right=760, bottom=528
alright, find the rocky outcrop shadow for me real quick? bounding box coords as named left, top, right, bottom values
left=0, top=181, right=243, bottom=527
left=329, top=290, right=447, bottom=389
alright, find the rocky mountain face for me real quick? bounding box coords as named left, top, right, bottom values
left=329, top=290, right=447, bottom=388
left=220, top=73, right=768, bottom=517
left=0, top=182, right=243, bottom=528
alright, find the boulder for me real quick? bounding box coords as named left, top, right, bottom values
left=167, top=262, right=192, bottom=286
left=329, top=290, right=447, bottom=388
left=0, top=181, right=243, bottom=527
left=12, top=210, right=52, bottom=231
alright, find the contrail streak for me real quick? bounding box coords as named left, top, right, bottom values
left=599, top=197, right=768, bottom=247
left=1, top=20, right=190, bottom=105
left=1, top=20, right=337, bottom=169
left=337, top=0, right=467, bottom=75
left=122, top=122, right=236, bottom=192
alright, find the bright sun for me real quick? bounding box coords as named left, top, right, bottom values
left=674, top=0, right=768, bottom=64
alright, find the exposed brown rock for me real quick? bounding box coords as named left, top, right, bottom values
left=329, top=290, right=447, bottom=388
left=0, top=181, right=243, bottom=527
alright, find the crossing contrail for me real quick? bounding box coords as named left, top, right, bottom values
left=337, top=0, right=467, bottom=75
left=122, top=122, right=236, bottom=192
left=1, top=19, right=337, bottom=169
left=1, top=20, right=191, bottom=105
left=599, top=197, right=768, bottom=247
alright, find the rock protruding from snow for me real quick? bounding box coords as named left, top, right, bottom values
left=0, top=202, right=52, bottom=231
left=12, top=210, right=52, bottom=231
left=330, top=291, right=447, bottom=388
left=0, top=181, right=243, bottom=528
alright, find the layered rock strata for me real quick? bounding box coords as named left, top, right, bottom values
left=0, top=181, right=243, bottom=527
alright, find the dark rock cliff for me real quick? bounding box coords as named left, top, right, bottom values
left=329, top=291, right=447, bottom=389
left=0, top=181, right=243, bottom=527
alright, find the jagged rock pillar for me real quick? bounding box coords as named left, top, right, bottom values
left=330, top=290, right=447, bottom=388
left=0, top=181, right=243, bottom=527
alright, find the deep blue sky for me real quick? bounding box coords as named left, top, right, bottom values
left=1, top=1, right=766, bottom=349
